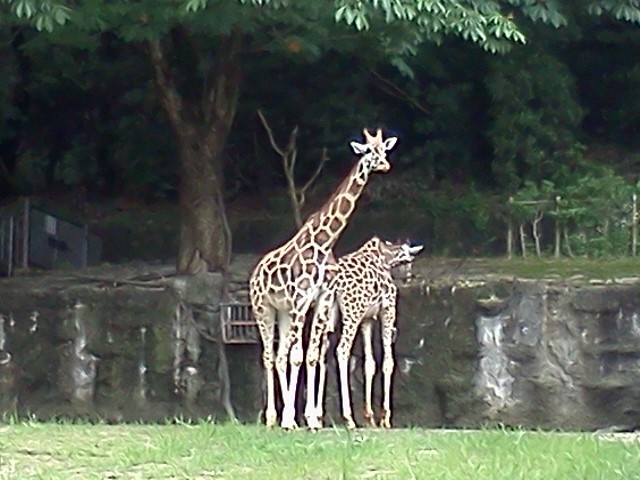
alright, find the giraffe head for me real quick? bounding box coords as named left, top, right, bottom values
left=350, top=128, right=397, bottom=173
left=384, top=238, right=424, bottom=268
left=361, top=236, right=423, bottom=267
left=379, top=237, right=424, bottom=283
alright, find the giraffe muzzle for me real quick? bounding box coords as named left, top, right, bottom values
left=377, top=161, right=391, bottom=172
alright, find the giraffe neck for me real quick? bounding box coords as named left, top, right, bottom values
left=294, top=157, right=370, bottom=251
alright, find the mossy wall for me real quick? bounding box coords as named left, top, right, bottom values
left=1, top=259, right=640, bottom=431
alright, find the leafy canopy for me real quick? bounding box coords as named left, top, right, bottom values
left=4, top=0, right=640, bottom=72
left=3, top=0, right=524, bottom=53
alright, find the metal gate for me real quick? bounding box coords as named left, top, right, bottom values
left=220, top=303, right=259, bottom=344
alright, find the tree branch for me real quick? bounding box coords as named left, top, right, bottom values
left=297, top=147, right=329, bottom=212
left=146, top=39, right=185, bottom=133
left=203, top=32, right=243, bottom=126
left=257, top=109, right=295, bottom=157
left=257, top=109, right=329, bottom=227
left=257, top=109, right=303, bottom=226
left=369, top=68, right=429, bottom=115
left=301, top=147, right=329, bottom=195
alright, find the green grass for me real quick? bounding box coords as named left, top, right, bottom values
left=0, top=422, right=638, bottom=479
left=490, top=256, right=640, bottom=279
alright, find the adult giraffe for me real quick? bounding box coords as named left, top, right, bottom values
left=249, top=128, right=398, bottom=429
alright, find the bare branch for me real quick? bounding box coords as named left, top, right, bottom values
left=257, top=109, right=296, bottom=157
left=257, top=110, right=327, bottom=228
left=370, top=68, right=429, bottom=115
left=301, top=147, right=329, bottom=195
left=258, top=109, right=302, bottom=226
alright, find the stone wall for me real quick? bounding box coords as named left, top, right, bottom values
left=392, top=277, right=640, bottom=431
left=1, top=258, right=640, bottom=431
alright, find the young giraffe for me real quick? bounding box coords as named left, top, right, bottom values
left=306, top=236, right=423, bottom=429
left=249, top=129, right=398, bottom=429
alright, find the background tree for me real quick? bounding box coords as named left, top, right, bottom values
left=2, top=0, right=640, bottom=262
left=1, top=0, right=528, bottom=273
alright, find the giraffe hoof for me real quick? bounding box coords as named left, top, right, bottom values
left=305, top=416, right=323, bottom=431
left=280, top=419, right=299, bottom=431
left=344, top=417, right=357, bottom=430
left=265, top=413, right=278, bottom=428
left=379, top=409, right=391, bottom=428
left=364, top=413, right=376, bottom=429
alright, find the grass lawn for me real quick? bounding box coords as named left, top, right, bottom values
left=0, top=422, right=638, bottom=479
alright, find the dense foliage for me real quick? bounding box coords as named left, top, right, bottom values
left=2, top=0, right=640, bottom=261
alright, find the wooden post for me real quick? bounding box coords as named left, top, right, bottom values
left=554, top=196, right=561, bottom=259
left=507, top=196, right=513, bottom=259
left=563, top=226, right=574, bottom=257
left=0, top=217, right=5, bottom=271
left=81, top=224, right=89, bottom=268
left=632, top=193, right=638, bottom=256
left=21, top=197, right=30, bottom=269
left=7, top=216, right=14, bottom=278
left=519, top=223, right=527, bottom=259
left=532, top=210, right=543, bottom=257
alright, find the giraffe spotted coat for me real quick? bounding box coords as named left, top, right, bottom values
left=249, top=129, right=398, bottom=429
left=307, top=236, right=423, bottom=429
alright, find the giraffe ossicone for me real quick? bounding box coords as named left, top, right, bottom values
left=249, top=128, right=398, bottom=429
left=350, top=129, right=397, bottom=164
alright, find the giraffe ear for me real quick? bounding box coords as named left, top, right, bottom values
left=350, top=141, right=369, bottom=155
left=383, top=137, right=398, bottom=151
left=408, top=244, right=424, bottom=255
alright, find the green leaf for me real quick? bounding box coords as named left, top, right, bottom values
left=184, top=0, right=207, bottom=12
left=344, top=7, right=355, bottom=25
left=354, top=12, right=368, bottom=31
left=390, top=56, right=415, bottom=79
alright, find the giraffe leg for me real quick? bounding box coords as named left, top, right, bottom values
left=361, top=321, right=377, bottom=428
left=314, top=300, right=338, bottom=428
left=315, top=325, right=332, bottom=425
left=379, top=305, right=397, bottom=429
left=304, top=306, right=322, bottom=429
left=285, top=334, right=304, bottom=430
left=279, top=313, right=306, bottom=430
left=254, top=305, right=277, bottom=427
left=304, top=291, right=335, bottom=429
left=275, top=313, right=295, bottom=429
left=336, top=310, right=360, bottom=430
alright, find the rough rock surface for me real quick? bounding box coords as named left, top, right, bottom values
left=1, top=257, right=640, bottom=431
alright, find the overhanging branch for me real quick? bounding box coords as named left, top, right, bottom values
left=370, top=68, right=429, bottom=115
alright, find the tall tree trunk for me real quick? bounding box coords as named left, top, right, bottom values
left=177, top=129, right=230, bottom=273
left=147, top=32, right=241, bottom=274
